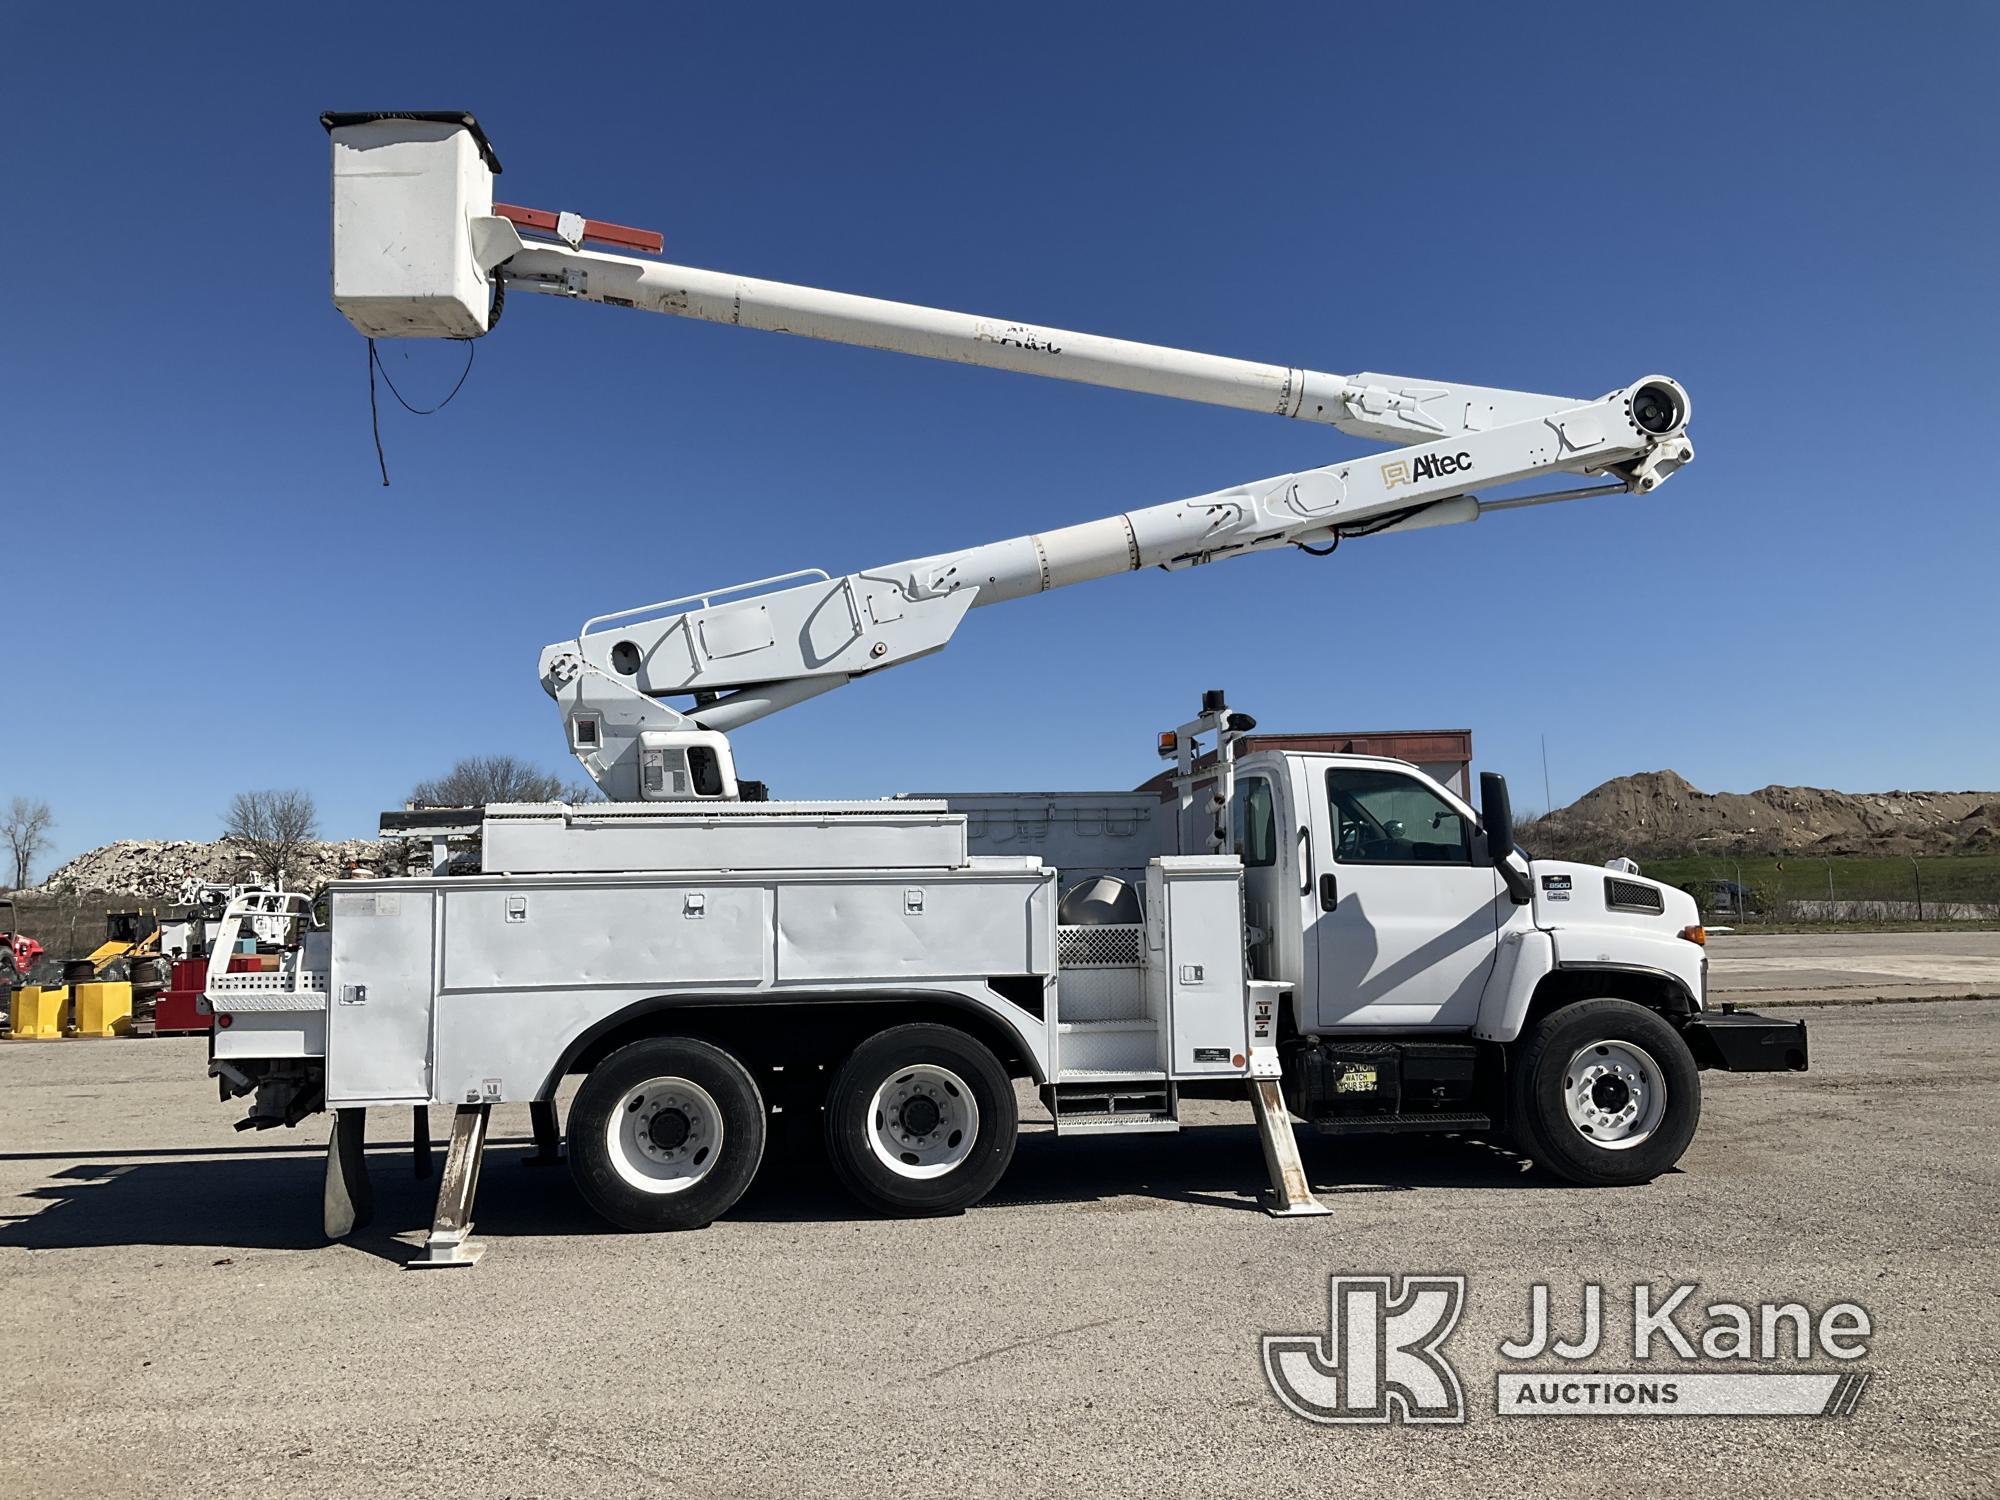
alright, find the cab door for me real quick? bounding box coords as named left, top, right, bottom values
left=1229, top=766, right=1290, bottom=983
left=1305, top=761, right=1502, bottom=1030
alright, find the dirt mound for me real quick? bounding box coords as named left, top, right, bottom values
left=40, top=837, right=396, bottom=899
left=1527, top=775, right=2000, bottom=862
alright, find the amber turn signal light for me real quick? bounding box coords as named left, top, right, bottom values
left=1679, top=925, right=1706, bottom=946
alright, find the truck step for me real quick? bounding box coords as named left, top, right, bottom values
left=1054, top=1014, right=1163, bottom=1074
left=1053, top=1112, right=1181, bottom=1136
left=1045, top=1077, right=1178, bottom=1136
left=1311, top=1110, right=1493, bottom=1137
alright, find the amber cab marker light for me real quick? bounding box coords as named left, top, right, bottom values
left=1156, top=732, right=1177, bottom=758
left=1679, top=925, right=1707, bottom=946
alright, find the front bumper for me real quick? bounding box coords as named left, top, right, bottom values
left=1682, top=1008, right=1809, bottom=1072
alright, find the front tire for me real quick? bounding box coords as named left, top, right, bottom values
left=567, top=1036, right=767, bottom=1231
left=824, top=1023, right=1018, bottom=1216
left=1510, top=999, right=1700, bottom=1186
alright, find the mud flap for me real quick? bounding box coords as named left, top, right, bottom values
left=525, top=1098, right=563, bottom=1166
left=323, top=1107, right=374, bottom=1238
left=413, top=1104, right=433, bottom=1179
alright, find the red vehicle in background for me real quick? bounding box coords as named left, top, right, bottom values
left=2, top=897, right=45, bottom=985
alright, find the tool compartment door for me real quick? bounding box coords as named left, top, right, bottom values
left=1159, top=856, right=1249, bottom=1077
left=326, top=887, right=437, bottom=1104
left=441, top=883, right=771, bottom=991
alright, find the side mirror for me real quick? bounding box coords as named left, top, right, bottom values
left=1481, top=772, right=1515, bottom=861
left=1482, top=772, right=1532, bottom=905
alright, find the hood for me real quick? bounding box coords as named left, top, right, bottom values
left=1527, top=859, right=1698, bottom=932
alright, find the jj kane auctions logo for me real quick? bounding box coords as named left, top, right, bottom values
left=1264, top=1275, right=1874, bottom=1424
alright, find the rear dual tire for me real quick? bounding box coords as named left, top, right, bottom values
left=568, top=1036, right=767, bottom=1231
left=824, top=1023, right=1018, bottom=1216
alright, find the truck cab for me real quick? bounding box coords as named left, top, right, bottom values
left=1220, top=747, right=1803, bottom=1182
left=1235, top=749, right=1713, bottom=1025
left=1235, top=750, right=1511, bottom=1030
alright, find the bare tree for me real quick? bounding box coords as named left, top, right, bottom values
left=410, top=754, right=590, bottom=808
left=223, top=789, right=319, bottom=885
left=4, top=797, right=54, bottom=889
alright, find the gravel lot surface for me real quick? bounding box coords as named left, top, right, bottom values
left=1706, top=930, right=2000, bottom=1005
left=2, top=989, right=1994, bottom=1497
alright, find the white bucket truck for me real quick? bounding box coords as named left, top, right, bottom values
left=201, top=115, right=1804, bottom=1266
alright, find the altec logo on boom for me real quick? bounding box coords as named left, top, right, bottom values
left=1380, top=451, right=1473, bottom=489
left=1263, top=1275, right=1875, bottom=1424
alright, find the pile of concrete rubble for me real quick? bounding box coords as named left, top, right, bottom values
left=39, top=837, right=404, bottom=898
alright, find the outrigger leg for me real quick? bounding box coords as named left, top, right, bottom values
left=411, top=1103, right=491, bottom=1269
left=1249, top=1076, right=1329, bottom=1217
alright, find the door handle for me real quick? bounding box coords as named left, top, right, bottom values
left=1299, top=826, right=1313, bottom=896
left=1318, top=872, right=1339, bottom=911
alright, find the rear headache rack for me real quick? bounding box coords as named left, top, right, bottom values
left=203, top=892, right=327, bottom=1014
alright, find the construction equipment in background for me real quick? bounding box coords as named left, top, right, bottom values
left=2, top=896, right=43, bottom=989
left=6, top=957, right=133, bottom=1040
left=0, top=886, right=299, bottom=1039
left=152, top=957, right=216, bottom=1036
left=86, top=908, right=161, bottom=974
left=1, top=896, right=26, bottom=1031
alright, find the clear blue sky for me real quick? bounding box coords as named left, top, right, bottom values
left=3, top=3, right=1995, bottom=875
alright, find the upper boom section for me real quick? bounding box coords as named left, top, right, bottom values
left=325, top=111, right=1589, bottom=447
left=322, top=111, right=1696, bottom=804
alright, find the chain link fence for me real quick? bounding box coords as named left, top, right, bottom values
left=1664, top=859, right=2000, bottom=925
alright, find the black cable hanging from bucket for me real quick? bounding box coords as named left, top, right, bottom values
left=365, top=278, right=502, bottom=484
left=368, top=337, right=475, bottom=486
left=368, top=339, right=390, bottom=486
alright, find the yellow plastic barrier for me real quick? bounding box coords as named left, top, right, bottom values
left=72, top=981, right=134, bottom=1038
left=8, top=985, right=67, bottom=1039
